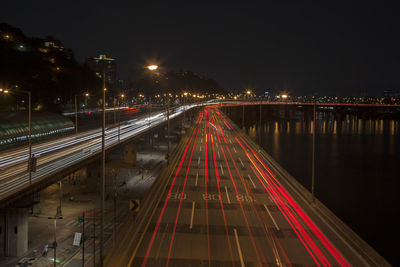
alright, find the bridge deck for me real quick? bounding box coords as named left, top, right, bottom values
left=106, top=106, right=389, bottom=266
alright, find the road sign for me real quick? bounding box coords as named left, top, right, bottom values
left=73, top=232, right=82, bottom=246
left=129, top=199, right=140, bottom=212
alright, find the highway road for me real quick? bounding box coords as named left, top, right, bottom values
left=0, top=104, right=196, bottom=202
left=107, top=106, right=351, bottom=266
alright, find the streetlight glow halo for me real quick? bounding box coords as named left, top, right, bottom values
left=147, top=65, right=158, bottom=71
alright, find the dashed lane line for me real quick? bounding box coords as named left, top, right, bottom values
left=234, top=228, right=245, bottom=267
left=247, top=174, right=256, bottom=189
left=264, top=204, right=280, bottom=231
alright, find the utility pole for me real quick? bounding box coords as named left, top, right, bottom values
left=183, top=96, right=186, bottom=127
left=167, top=96, right=170, bottom=157
left=53, top=218, right=57, bottom=267
left=82, top=212, right=85, bottom=267
left=28, top=91, right=32, bottom=184
left=57, top=181, right=62, bottom=217
left=93, top=216, right=96, bottom=266
left=113, top=171, right=117, bottom=245
left=100, top=68, right=106, bottom=266
left=148, top=97, right=151, bottom=126
left=259, top=100, right=262, bottom=145
left=75, top=94, right=78, bottom=134
left=242, top=104, right=245, bottom=130
left=114, top=97, right=117, bottom=124
left=311, top=99, right=316, bottom=203
left=118, top=97, right=121, bottom=143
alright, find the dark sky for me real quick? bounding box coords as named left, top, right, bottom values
left=2, top=1, right=400, bottom=95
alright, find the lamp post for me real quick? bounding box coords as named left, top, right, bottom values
left=148, top=96, right=151, bottom=127
left=100, top=69, right=106, bottom=266
left=1, top=88, right=32, bottom=184
left=183, top=92, right=188, bottom=126
left=167, top=96, right=170, bottom=156
left=118, top=94, right=125, bottom=143
left=74, top=93, right=89, bottom=134
left=311, top=97, right=316, bottom=203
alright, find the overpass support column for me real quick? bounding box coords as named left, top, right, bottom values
left=83, top=160, right=101, bottom=192
left=0, top=208, right=29, bottom=257
left=123, top=142, right=137, bottom=165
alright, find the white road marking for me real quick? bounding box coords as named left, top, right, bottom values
left=198, top=156, right=200, bottom=166
left=218, top=151, right=220, bottom=159
left=195, top=173, right=198, bottom=187
left=201, top=138, right=203, bottom=143
left=200, top=146, right=202, bottom=152
left=233, top=147, right=237, bottom=153
left=225, top=186, right=231, bottom=204
left=247, top=174, right=256, bottom=189
left=220, top=165, right=224, bottom=175
left=229, top=139, right=232, bottom=144
left=190, top=201, right=195, bottom=229
left=234, top=228, right=245, bottom=267
left=238, top=157, right=244, bottom=167
left=264, top=204, right=280, bottom=230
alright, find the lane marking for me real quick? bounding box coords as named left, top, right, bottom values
left=224, top=186, right=231, bottom=204
left=233, top=147, right=237, bottom=153
left=198, top=156, right=200, bottom=166
left=190, top=201, right=195, bottom=229
left=264, top=204, right=280, bottom=231
left=195, top=173, right=198, bottom=187
left=247, top=174, right=256, bottom=189
left=218, top=151, right=220, bottom=159
left=233, top=228, right=245, bottom=267
left=201, top=138, right=203, bottom=143
left=238, top=157, right=244, bottom=167
left=229, top=139, right=232, bottom=144
left=200, top=146, right=202, bottom=152
left=220, top=165, right=224, bottom=175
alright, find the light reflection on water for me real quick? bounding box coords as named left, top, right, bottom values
left=259, top=114, right=399, bottom=136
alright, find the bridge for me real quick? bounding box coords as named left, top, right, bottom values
left=0, top=101, right=391, bottom=266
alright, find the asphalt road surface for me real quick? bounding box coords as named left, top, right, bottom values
left=107, top=106, right=351, bottom=267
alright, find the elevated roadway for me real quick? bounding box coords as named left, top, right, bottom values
left=106, top=106, right=389, bottom=266
left=0, top=104, right=197, bottom=206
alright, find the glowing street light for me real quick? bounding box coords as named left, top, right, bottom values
left=246, top=90, right=251, bottom=95
left=281, top=94, right=288, bottom=99
left=147, top=65, right=158, bottom=71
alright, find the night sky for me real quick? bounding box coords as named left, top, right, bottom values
left=2, top=1, right=399, bottom=95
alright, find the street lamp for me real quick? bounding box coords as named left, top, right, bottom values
left=1, top=88, right=32, bottom=184
left=147, top=65, right=158, bottom=71
left=183, top=92, right=188, bottom=125
left=281, top=94, right=288, bottom=100
left=118, top=94, right=125, bottom=142
left=74, top=93, right=89, bottom=134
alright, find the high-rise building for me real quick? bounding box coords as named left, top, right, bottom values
left=86, top=54, right=117, bottom=90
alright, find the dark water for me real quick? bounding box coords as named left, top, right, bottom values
left=233, top=109, right=399, bottom=265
